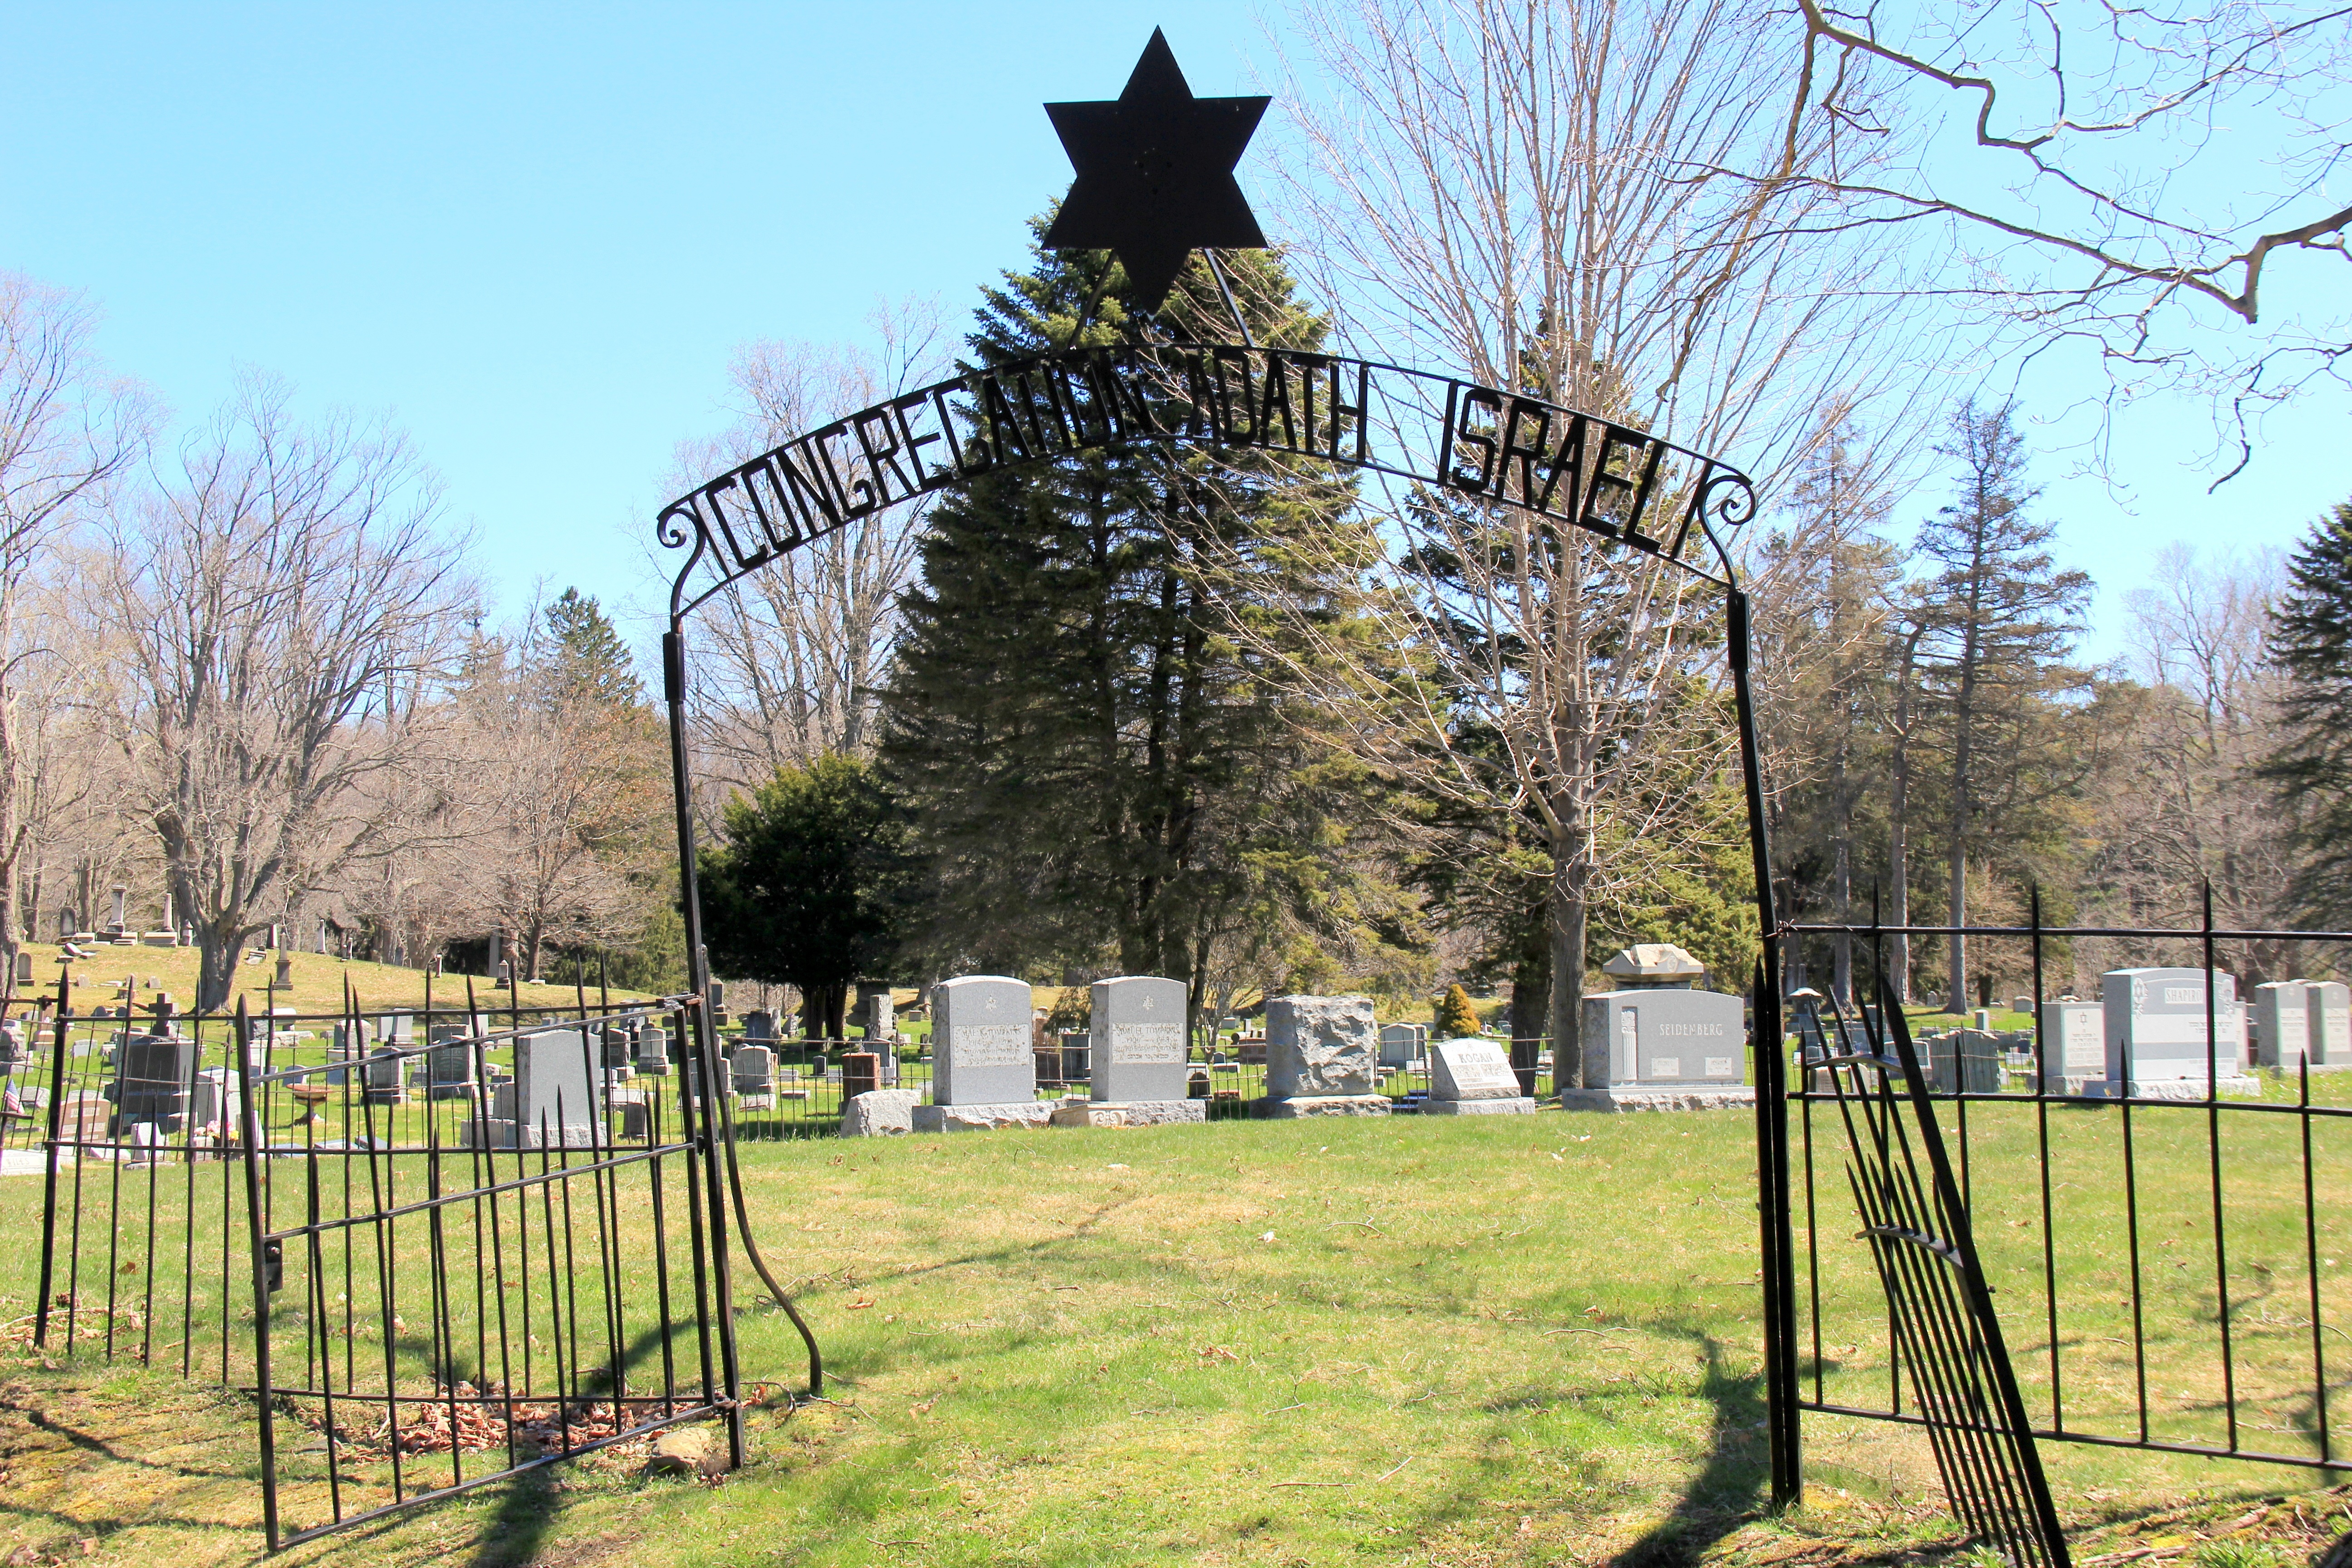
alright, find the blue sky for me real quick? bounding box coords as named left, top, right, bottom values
left=4, top=2, right=2345, bottom=660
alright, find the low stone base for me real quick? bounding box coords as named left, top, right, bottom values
left=842, top=1088, right=920, bottom=1137
left=1049, top=1098, right=1208, bottom=1127
left=1254, top=1094, right=1392, bottom=1118
left=911, top=1100, right=1054, bottom=1133
left=1558, top=1085, right=1756, bottom=1113
left=461, top=1117, right=598, bottom=1149
left=2087, top=1075, right=2262, bottom=1101
left=1418, top=1095, right=1537, bottom=1115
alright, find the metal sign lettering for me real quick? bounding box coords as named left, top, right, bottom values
left=661, top=344, right=1757, bottom=613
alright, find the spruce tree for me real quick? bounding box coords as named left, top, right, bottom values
left=541, top=587, right=642, bottom=712
left=1912, top=399, right=2092, bottom=1010
left=880, top=223, right=1386, bottom=1018
left=2260, top=496, right=2352, bottom=920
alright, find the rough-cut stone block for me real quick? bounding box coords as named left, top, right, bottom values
left=1418, top=1095, right=1537, bottom=1115
left=1265, top=995, right=1377, bottom=1098
left=1254, top=1093, right=1390, bottom=1118
left=911, top=1100, right=1053, bottom=1132
left=1557, top=1086, right=1756, bottom=1113
left=841, top=1088, right=919, bottom=1137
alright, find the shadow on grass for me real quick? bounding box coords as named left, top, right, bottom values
left=465, top=1463, right=560, bottom=1568
left=1607, top=1327, right=1767, bottom=1568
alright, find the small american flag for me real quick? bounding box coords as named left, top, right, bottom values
left=3, top=1083, right=22, bottom=1119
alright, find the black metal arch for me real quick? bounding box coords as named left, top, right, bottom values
left=655, top=341, right=1760, bottom=617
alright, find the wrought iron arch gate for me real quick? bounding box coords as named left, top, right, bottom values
left=651, top=326, right=2067, bottom=1567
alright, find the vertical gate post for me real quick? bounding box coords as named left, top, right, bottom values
left=663, top=620, right=746, bottom=1467
left=1728, top=587, right=1800, bottom=1507
left=231, top=997, right=282, bottom=1550
left=34, top=968, right=71, bottom=1349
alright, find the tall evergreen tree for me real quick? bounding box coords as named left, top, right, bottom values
left=2260, top=497, right=2352, bottom=921
left=880, top=224, right=1392, bottom=1020
left=1912, top=399, right=2093, bottom=1009
left=541, top=587, right=643, bottom=712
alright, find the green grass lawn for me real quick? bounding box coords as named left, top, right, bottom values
left=0, top=1111, right=2341, bottom=1566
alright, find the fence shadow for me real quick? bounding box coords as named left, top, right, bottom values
left=1609, top=1328, right=1768, bottom=1568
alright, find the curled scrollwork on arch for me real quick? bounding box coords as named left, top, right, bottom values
left=658, top=343, right=1757, bottom=617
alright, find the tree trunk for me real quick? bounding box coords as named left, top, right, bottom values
left=0, top=672, right=20, bottom=1000
left=1830, top=747, right=1852, bottom=1010
left=197, top=918, right=239, bottom=1013
left=1946, top=848, right=1968, bottom=1017
left=1546, top=837, right=1590, bottom=1093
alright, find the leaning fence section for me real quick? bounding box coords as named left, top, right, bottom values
left=1779, top=907, right=2350, bottom=1482
left=5, top=976, right=739, bottom=1550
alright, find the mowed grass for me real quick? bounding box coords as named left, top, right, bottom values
left=0, top=1111, right=2342, bottom=1566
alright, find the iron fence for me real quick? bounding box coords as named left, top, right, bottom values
left=8, top=971, right=746, bottom=1551
left=1774, top=903, right=2351, bottom=1485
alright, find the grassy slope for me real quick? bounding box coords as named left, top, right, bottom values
left=14, top=943, right=652, bottom=1018
left=0, top=1111, right=2341, bottom=1567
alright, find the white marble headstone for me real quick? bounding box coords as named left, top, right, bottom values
left=933, top=975, right=1035, bottom=1106
left=2102, top=967, right=2244, bottom=1082
left=1091, top=975, right=1188, bottom=1102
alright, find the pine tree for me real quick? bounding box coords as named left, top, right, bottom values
left=1912, top=399, right=2093, bottom=1010
left=2259, top=496, right=2352, bottom=921
left=1436, top=984, right=1482, bottom=1038
left=880, top=223, right=1387, bottom=1019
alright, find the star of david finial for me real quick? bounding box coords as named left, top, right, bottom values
left=1041, top=29, right=1269, bottom=312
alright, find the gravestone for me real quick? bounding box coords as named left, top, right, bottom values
left=362, top=1047, right=409, bottom=1106
left=843, top=1050, right=881, bottom=1100
left=469, top=1029, right=598, bottom=1147
left=376, top=1014, right=413, bottom=1046
left=2254, top=980, right=2311, bottom=1068
left=10, top=952, right=30, bottom=988
left=1089, top=975, right=1197, bottom=1113
left=1378, top=1022, right=1428, bottom=1069
left=108, top=885, right=127, bottom=934
left=1601, top=944, right=1704, bottom=990
left=2307, top=981, right=2352, bottom=1068
left=600, top=1025, right=633, bottom=1071
left=1258, top=995, right=1387, bottom=1117
left=190, top=1067, right=240, bottom=1136
left=2038, top=1000, right=2104, bottom=1093
left=742, top=1009, right=776, bottom=1043
left=1568, top=984, right=1750, bottom=1112
left=636, top=1023, right=671, bottom=1075
left=108, top=1036, right=195, bottom=1133
left=862, top=987, right=897, bottom=1041
left=425, top=1024, right=476, bottom=1100
left=1421, top=1037, right=1534, bottom=1115
left=911, top=975, right=1050, bottom=1132
left=275, top=952, right=293, bottom=988
left=2096, top=967, right=2259, bottom=1099
left=1921, top=1028, right=2004, bottom=1094
left=731, top=1044, right=776, bottom=1097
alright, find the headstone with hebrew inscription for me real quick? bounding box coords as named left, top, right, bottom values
left=1089, top=975, right=1196, bottom=1107
left=913, top=976, right=1048, bottom=1131
left=2097, top=967, right=2257, bottom=1098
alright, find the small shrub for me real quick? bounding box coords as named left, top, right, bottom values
left=1436, top=984, right=1481, bottom=1038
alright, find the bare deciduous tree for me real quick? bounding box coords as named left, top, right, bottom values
left=0, top=275, right=147, bottom=989
left=1262, top=0, right=1917, bottom=1077
left=93, top=379, right=470, bottom=1010
left=1774, top=0, right=2352, bottom=470
left=674, top=301, right=948, bottom=799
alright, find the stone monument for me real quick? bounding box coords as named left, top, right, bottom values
left=912, top=975, right=1050, bottom=1132
left=1060, top=975, right=1205, bottom=1127
left=2253, top=980, right=2310, bottom=1068
left=469, top=1028, right=599, bottom=1147
left=2037, top=999, right=2103, bottom=1093
left=1256, top=995, right=1387, bottom=1117
left=1378, top=1022, right=1428, bottom=1069
left=2307, top=980, right=2351, bottom=1068
left=2094, top=967, right=2259, bottom=1099
left=1568, top=946, right=1750, bottom=1111
left=1421, top=1036, right=1534, bottom=1114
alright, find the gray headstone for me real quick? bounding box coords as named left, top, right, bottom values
left=1266, top=995, right=1377, bottom=1098
left=731, top=1044, right=776, bottom=1093
left=509, top=1029, right=597, bottom=1137
left=363, top=1046, right=408, bottom=1103
left=865, top=989, right=897, bottom=1040
left=932, top=975, right=1035, bottom=1106
left=111, top=1037, right=195, bottom=1129
left=1580, top=988, right=1744, bottom=1086
left=742, top=1009, right=776, bottom=1043
left=2102, top=968, right=2244, bottom=1082
left=1378, top=1022, right=1426, bottom=1068
left=1430, top=1037, right=1519, bottom=1100
left=1090, top=975, right=1189, bottom=1103
left=2038, top=1000, right=2104, bottom=1089
left=2308, top=981, right=2351, bottom=1065
left=2254, top=980, right=2311, bottom=1068
left=376, top=1013, right=413, bottom=1045
left=637, top=1024, right=671, bottom=1073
